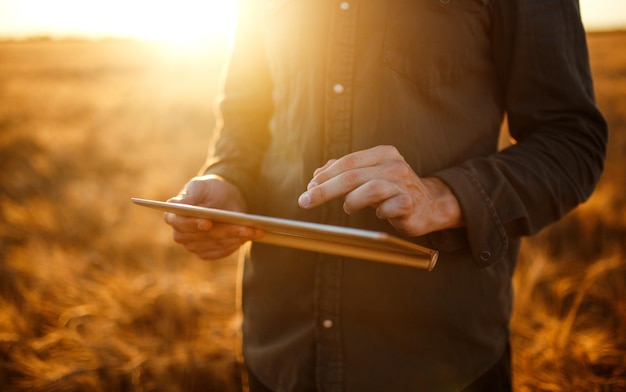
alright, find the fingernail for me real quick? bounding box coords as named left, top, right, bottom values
left=307, top=180, right=318, bottom=191
left=298, top=192, right=311, bottom=208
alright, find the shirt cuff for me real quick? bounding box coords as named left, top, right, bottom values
left=433, top=166, right=509, bottom=267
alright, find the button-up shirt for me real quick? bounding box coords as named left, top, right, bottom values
left=204, top=0, right=607, bottom=390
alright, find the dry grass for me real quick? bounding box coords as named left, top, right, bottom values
left=0, top=39, right=242, bottom=391
left=510, top=31, right=626, bottom=392
left=0, top=32, right=624, bottom=391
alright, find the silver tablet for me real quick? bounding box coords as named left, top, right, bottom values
left=132, top=197, right=438, bottom=270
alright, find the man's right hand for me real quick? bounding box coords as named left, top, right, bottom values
left=164, top=174, right=265, bottom=260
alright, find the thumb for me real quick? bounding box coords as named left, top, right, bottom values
left=167, top=187, right=197, bottom=205
left=167, top=177, right=214, bottom=206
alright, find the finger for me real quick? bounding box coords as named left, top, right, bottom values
left=311, top=145, right=400, bottom=185
left=166, top=195, right=184, bottom=203
left=374, top=193, right=414, bottom=220
left=167, top=179, right=209, bottom=206
left=164, top=212, right=214, bottom=233
left=342, top=179, right=400, bottom=214
left=196, top=244, right=243, bottom=260
left=308, top=159, right=337, bottom=190
left=184, top=236, right=247, bottom=253
left=173, top=227, right=263, bottom=260
left=312, top=159, right=337, bottom=177
left=300, top=166, right=385, bottom=209
left=311, top=152, right=376, bottom=186
left=172, top=221, right=264, bottom=242
left=209, top=223, right=265, bottom=240
left=177, top=235, right=245, bottom=260
left=167, top=192, right=194, bottom=204
left=172, top=230, right=227, bottom=245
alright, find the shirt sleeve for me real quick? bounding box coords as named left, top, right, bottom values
left=201, top=0, right=274, bottom=205
left=433, top=0, right=607, bottom=267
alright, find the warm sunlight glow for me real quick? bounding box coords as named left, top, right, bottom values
left=117, top=1, right=238, bottom=44
left=1, top=0, right=625, bottom=44
left=579, top=0, right=626, bottom=30
left=0, top=0, right=238, bottom=45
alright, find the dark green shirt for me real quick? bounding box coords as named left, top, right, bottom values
left=204, top=0, right=607, bottom=390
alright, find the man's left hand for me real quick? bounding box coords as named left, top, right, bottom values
left=298, top=145, right=464, bottom=236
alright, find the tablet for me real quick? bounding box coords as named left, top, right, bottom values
left=131, top=197, right=438, bottom=271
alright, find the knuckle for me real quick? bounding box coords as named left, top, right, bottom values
left=377, top=144, right=399, bottom=156
left=342, top=170, right=362, bottom=187
left=233, top=226, right=252, bottom=239
left=368, top=180, right=388, bottom=199
left=395, top=193, right=413, bottom=212
left=375, top=204, right=387, bottom=219
left=311, top=183, right=328, bottom=201
left=377, top=194, right=413, bottom=219
left=341, top=154, right=359, bottom=170
left=390, top=160, right=410, bottom=175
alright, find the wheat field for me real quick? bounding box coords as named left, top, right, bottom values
left=0, top=32, right=624, bottom=391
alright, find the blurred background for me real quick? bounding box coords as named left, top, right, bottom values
left=0, top=1, right=624, bottom=391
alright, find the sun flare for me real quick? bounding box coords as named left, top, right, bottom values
left=118, top=1, right=239, bottom=45
left=0, top=0, right=238, bottom=46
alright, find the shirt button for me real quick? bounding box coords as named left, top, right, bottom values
left=323, top=319, right=334, bottom=328
left=339, top=1, right=350, bottom=10
left=333, top=84, right=345, bottom=94
left=480, top=250, right=492, bottom=262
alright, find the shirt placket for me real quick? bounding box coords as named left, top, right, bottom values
left=316, top=1, right=358, bottom=391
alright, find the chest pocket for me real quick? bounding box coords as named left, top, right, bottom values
left=383, top=0, right=490, bottom=88
left=263, top=0, right=304, bottom=81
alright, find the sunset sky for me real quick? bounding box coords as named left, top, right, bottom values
left=0, top=0, right=624, bottom=43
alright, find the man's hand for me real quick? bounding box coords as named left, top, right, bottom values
left=164, top=174, right=264, bottom=259
left=298, top=145, right=464, bottom=237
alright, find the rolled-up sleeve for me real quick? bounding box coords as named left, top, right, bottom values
left=434, top=0, right=607, bottom=267
left=202, top=1, right=274, bottom=204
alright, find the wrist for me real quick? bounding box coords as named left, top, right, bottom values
left=422, top=177, right=465, bottom=231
